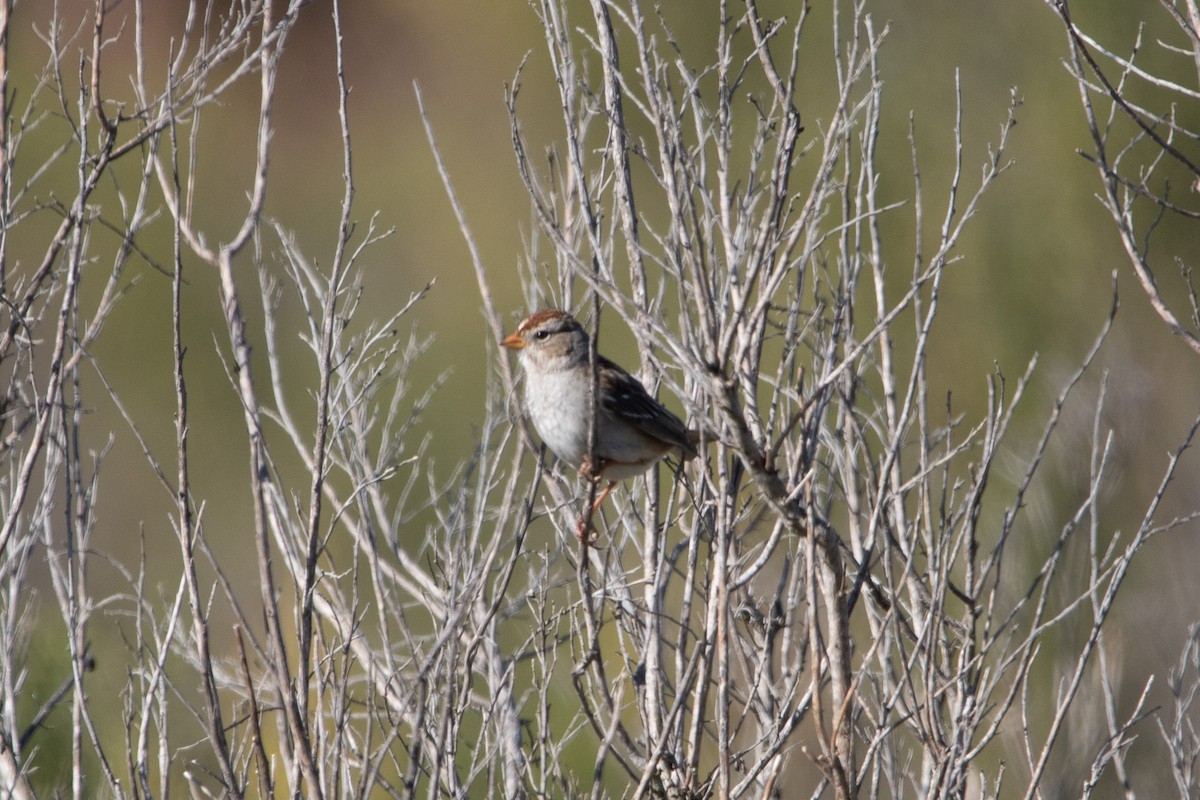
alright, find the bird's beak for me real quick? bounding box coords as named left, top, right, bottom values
left=500, top=333, right=524, bottom=351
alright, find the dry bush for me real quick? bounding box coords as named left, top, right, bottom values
left=0, top=1, right=1195, bottom=798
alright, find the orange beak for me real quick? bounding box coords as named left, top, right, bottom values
left=500, top=333, right=524, bottom=350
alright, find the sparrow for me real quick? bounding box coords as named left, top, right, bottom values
left=501, top=309, right=697, bottom=538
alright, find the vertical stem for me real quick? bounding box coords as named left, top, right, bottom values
left=0, top=0, right=9, bottom=291
left=165, top=64, right=242, bottom=795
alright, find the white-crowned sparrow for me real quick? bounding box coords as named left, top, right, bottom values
left=501, top=309, right=697, bottom=537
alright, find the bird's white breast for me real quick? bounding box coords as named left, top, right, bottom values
left=523, top=363, right=590, bottom=469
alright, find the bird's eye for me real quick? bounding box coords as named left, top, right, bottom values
left=534, top=330, right=550, bottom=340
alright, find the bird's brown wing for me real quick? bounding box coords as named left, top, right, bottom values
left=598, top=356, right=697, bottom=457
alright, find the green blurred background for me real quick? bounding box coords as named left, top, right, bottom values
left=7, top=0, right=1200, bottom=794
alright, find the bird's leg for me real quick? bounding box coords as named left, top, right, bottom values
left=575, top=480, right=617, bottom=543
left=576, top=456, right=616, bottom=543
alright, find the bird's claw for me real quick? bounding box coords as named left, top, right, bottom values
left=575, top=516, right=601, bottom=545
left=579, top=454, right=608, bottom=481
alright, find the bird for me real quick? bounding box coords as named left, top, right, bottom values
left=500, top=309, right=698, bottom=540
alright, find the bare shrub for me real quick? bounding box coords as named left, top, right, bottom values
left=0, top=1, right=1194, bottom=799
left=1050, top=0, right=1200, bottom=354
